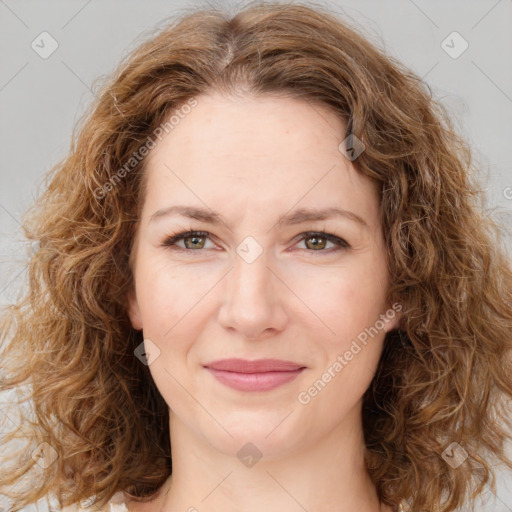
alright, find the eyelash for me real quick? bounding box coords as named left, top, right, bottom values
left=161, top=230, right=350, bottom=255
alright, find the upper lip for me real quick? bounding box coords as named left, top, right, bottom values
left=204, top=358, right=306, bottom=373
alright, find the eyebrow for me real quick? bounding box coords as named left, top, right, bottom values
left=149, top=205, right=369, bottom=229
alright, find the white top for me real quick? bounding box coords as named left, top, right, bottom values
left=57, top=492, right=129, bottom=512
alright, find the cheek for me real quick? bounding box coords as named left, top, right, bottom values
left=137, top=262, right=199, bottom=407
left=302, top=340, right=384, bottom=428
left=134, top=256, right=217, bottom=380
left=135, top=255, right=208, bottom=337
left=298, top=306, right=388, bottom=424
left=286, top=258, right=389, bottom=344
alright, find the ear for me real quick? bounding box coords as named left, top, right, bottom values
left=126, top=287, right=143, bottom=331
left=382, top=305, right=402, bottom=333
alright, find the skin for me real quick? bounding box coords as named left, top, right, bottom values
left=126, top=92, right=400, bottom=512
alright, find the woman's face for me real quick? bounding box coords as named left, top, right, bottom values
left=127, top=92, right=399, bottom=458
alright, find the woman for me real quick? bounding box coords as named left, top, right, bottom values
left=1, top=2, right=511, bottom=512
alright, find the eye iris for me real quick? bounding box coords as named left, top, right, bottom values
left=305, top=235, right=327, bottom=250
left=184, top=235, right=206, bottom=249
left=173, top=232, right=338, bottom=251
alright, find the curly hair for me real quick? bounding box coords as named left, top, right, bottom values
left=1, top=2, right=511, bottom=511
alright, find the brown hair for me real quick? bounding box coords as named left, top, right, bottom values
left=1, top=2, right=511, bottom=511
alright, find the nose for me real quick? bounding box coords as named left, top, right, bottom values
left=217, top=246, right=288, bottom=340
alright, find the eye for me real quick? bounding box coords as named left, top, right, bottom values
left=161, top=230, right=350, bottom=254
left=162, top=231, right=213, bottom=250
left=295, top=231, right=350, bottom=252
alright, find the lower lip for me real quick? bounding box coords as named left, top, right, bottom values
left=205, top=368, right=305, bottom=392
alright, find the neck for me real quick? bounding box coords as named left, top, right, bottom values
left=152, top=403, right=392, bottom=512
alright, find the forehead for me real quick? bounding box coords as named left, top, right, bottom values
left=141, top=92, right=380, bottom=226
left=147, top=92, right=345, bottom=166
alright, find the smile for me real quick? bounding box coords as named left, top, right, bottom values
left=203, top=358, right=307, bottom=392
left=205, top=367, right=306, bottom=392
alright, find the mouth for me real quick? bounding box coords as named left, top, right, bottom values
left=203, top=358, right=307, bottom=392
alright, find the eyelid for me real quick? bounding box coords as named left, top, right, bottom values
left=161, top=229, right=351, bottom=253
left=291, top=231, right=350, bottom=250
left=161, top=230, right=214, bottom=248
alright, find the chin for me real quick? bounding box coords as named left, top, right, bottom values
left=200, top=415, right=305, bottom=460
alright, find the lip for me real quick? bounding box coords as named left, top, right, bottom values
left=203, top=358, right=307, bottom=392
left=204, top=358, right=305, bottom=373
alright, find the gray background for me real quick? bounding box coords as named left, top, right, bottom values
left=0, top=0, right=511, bottom=510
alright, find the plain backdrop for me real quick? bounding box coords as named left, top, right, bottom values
left=0, top=1, right=511, bottom=511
